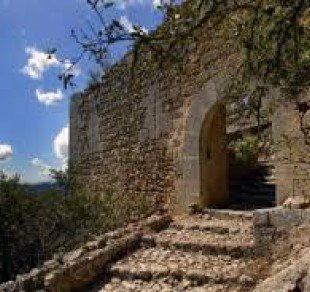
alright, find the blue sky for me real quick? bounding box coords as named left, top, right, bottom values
left=0, top=0, right=164, bottom=183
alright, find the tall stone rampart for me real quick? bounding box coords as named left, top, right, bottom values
left=70, top=18, right=237, bottom=211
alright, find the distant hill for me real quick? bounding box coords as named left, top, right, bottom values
left=23, top=182, right=61, bottom=194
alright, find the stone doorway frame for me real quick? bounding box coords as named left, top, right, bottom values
left=175, top=80, right=229, bottom=211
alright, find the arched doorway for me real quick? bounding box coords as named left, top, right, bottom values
left=175, top=81, right=229, bottom=211
left=199, top=103, right=228, bottom=207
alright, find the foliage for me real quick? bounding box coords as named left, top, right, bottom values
left=58, top=0, right=309, bottom=95
left=49, top=168, right=71, bottom=195
left=86, top=60, right=112, bottom=89
left=233, top=135, right=261, bottom=168
left=242, top=0, right=310, bottom=87
left=87, top=69, right=103, bottom=88
left=228, top=86, right=270, bottom=136
left=0, top=171, right=152, bottom=283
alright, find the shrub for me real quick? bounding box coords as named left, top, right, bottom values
left=0, top=171, right=152, bottom=283
left=233, top=135, right=261, bottom=169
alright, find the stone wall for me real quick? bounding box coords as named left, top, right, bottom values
left=70, top=20, right=238, bottom=211
left=272, top=89, right=310, bottom=204
left=253, top=207, right=310, bottom=254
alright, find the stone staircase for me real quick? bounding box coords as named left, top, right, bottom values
left=229, top=161, right=276, bottom=210
left=88, top=211, right=259, bottom=292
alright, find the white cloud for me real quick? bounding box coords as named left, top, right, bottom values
left=63, top=59, right=81, bottom=77
left=153, top=0, right=170, bottom=9
left=31, top=158, right=51, bottom=177
left=99, top=0, right=145, bottom=10
left=0, top=169, right=17, bottom=179
left=36, top=89, right=64, bottom=106
left=0, top=144, right=13, bottom=162
left=60, top=162, right=68, bottom=172
left=119, top=16, right=135, bottom=33
left=21, top=47, right=60, bottom=79
left=119, top=16, right=148, bottom=34
left=36, top=89, right=63, bottom=106
left=95, top=0, right=173, bottom=11
left=30, top=156, right=68, bottom=183
left=21, top=47, right=81, bottom=80
left=54, top=126, right=69, bottom=161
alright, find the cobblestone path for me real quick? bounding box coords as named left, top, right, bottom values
left=89, top=210, right=259, bottom=292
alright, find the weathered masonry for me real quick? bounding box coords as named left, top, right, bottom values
left=70, top=18, right=234, bottom=213
left=70, top=20, right=310, bottom=212
left=70, top=76, right=230, bottom=212
left=272, top=89, right=310, bottom=205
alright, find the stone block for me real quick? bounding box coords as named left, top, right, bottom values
left=253, top=210, right=270, bottom=226
left=268, top=209, right=303, bottom=227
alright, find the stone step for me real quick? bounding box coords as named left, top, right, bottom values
left=97, top=277, right=243, bottom=291
left=231, top=182, right=276, bottom=189
left=202, top=209, right=254, bottom=221
left=257, top=160, right=274, bottom=166
left=231, top=174, right=275, bottom=183
left=231, top=186, right=275, bottom=195
left=255, top=167, right=275, bottom=174
left=228, top=204, right=271, bottom=211
left=231, top=194, right=275, bottom=206
left=230, top=180, right=276, bottom=188
left=108, top=248, right=255, bottom=286
left=229, top=203, right=274, bottom=211
left=251, top=164, right=275, bottom=171
left=230, top=193, right=275, bottom=202
left=235, top=164, right=275, bottom=171
left=231, top=192, right=275, bottom=200
left=170, top=215, right=253, bottom=235
left=143, top=228, right=255, bottom=257
left=256, top=170, right=274, bottom=175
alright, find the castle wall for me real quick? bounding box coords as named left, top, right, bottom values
left=70, top=23, right=237, bottom=211
left=272, top=89, right=310, bottom=204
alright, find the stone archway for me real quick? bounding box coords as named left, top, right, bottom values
left=175, top=80, right=228, bottom=211
left=199, top=102, right=228, bottom=207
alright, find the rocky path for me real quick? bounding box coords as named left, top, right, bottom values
left=88, top=211, right=259, bottom=292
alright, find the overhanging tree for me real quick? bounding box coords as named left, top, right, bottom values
left=59, top=0, right=309, bottom=93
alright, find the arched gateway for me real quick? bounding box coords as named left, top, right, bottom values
left=175, top=81, right=229, bottom=210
